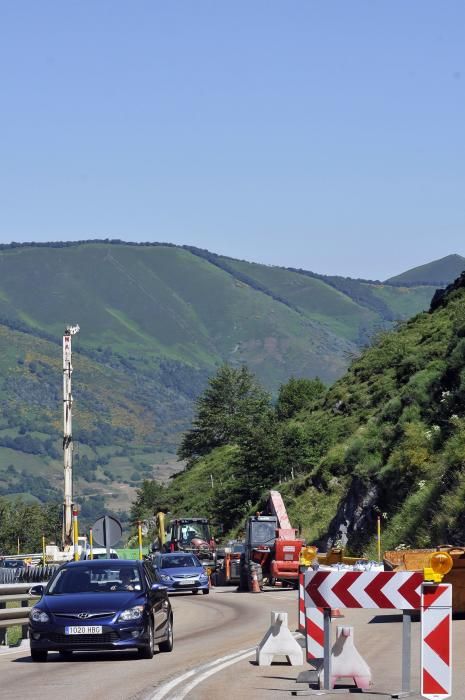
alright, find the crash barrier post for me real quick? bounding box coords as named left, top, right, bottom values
left=256, top=611, right=303, bottom=666
left=299, top=570, right=451, bottom=698
left=0, top=602, right=5, bottom=645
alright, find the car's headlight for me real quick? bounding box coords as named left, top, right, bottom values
left=30, top=608, right=49, bottom=623
left=160, top=575, right=173, bottom=582
left=199, top=573, right=208, bottom=581
left=118, top=605, right=144, bottom=621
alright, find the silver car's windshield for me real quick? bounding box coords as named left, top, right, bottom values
left=160, top=555, right=201, bottom=568
left=48, top=565, right=142, bottom=594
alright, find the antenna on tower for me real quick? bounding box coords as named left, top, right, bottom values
left=62, top=324, right=79, bottom=546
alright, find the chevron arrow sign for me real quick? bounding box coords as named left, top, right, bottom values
left=421, top=583, right=452, bottom=699
left=305, top=570, right=423, bottom=610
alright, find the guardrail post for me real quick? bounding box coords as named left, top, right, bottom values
left=21, top=599, right=29, bottom=640
left=0, top=602, right=5, bottom=645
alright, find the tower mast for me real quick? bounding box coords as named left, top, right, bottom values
left=63, top=324, right=79, bottom=546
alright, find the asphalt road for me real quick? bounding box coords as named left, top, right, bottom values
left=1, top=586, right=464, bottom=700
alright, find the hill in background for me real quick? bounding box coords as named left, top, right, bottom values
left=165, top=269, right=465, bottom=554
left=385, top=254, right=465, bottom=287
left=0, top=240, right=462, bottom=523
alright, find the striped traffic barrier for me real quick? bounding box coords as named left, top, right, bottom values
left=302, top=568, right=450, bottom=697
left=305, top=605, right=324, bottom=662
left=298, top=571, right=305, bottom=633
left=421, top=583, right=452, bottom=699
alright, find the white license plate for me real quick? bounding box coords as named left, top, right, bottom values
left=178, top=579, right=195, bottom=585
left=65, top=626, right=102, bottom=635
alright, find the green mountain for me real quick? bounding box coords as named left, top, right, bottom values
left=0, top=240, right=461, bottom=521
left=385, top=254, right=465, bottom=287
left=166, top=270, right=465, bottom=553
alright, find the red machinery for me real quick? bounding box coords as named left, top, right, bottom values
left=239, top=491, right=304, bottom=592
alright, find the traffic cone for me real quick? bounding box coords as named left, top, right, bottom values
left=331, top=608, right=344, bottom=619
left=251, top=569, right=261, bottom=593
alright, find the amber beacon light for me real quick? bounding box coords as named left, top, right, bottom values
left=424, top=551, right=453, bottom=582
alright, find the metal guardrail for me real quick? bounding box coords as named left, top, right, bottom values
left=0, top=580, right=49, bottom=647
left=0, top=564, right=59, bottom=585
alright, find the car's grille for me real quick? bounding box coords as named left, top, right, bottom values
left=54, top=612, right=115, bottom=620
left=49, top=632, right=119, bottom=645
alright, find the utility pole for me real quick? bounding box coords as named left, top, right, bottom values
left=62, top=324, right=80, bottom=546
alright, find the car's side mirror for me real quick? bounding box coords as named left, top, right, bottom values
left=29, top=584, right=45, bottom=597
left=151, top=583, right=168, bottom=593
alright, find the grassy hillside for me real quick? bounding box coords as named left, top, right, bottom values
left=161, top=271, right=465, bottom=556
left=0, top=240, right=460, bottom=522
left=385, top=254, right=465, bottom=287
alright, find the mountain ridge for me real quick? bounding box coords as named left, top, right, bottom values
left=0, top=240, right=462, bottom=523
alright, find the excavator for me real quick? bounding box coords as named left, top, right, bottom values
left=238, top=490, right=304, bottom=592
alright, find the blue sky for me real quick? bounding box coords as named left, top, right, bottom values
left=0, top=2, right=464, bottom=279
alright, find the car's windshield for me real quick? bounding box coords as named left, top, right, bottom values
left=250, top=521, right=276, bottom=545
left=48, top=565, right=141, bottom=594
left=177, top=522, right=210, bottom=544
left=160, top=555, right=201, bottom=569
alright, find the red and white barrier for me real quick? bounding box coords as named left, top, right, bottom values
left=302, top=569, right=452, bottom=698
left=305, top=570, right=423, bottom=609
left=298, top=572, right=305, bottom=633
left=305, top=605, right=324, bottom=661
left=421, top=583, right=452, bottom=700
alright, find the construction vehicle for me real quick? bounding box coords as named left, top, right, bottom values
left=384, top=545, right=465, bottom=613
left=162, top=517, right=217, bottom=571
left=215, top=541, right=245, bottom=585
left=238, top=490, right=304, bottom=592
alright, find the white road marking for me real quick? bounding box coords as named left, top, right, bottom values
left=149, top=647, right=255, bottom=700
left=174, top=649, right=255, bottom=699
left=149, top=632, right=302, bottom=700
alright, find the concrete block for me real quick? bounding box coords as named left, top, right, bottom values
left=256, top=611, right=304, bottom=666
left=325, top=626, right=372, bottom=690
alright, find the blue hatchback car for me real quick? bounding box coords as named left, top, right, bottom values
left=28, top=560, right=173, bottom=662
left=153, top=552, right=209, bottom=594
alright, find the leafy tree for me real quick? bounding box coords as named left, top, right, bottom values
left=0, top=499, right=62, bottom=554
left=130, top=480, right=169, bottom=522
left=177, top=365, right=271, bottom=462
left=276, top=377, right=326, bottom=420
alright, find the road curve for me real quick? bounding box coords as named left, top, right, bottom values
left=0, top=586, right=298, bottom=700
left=3, top=587, right=465, bottom=700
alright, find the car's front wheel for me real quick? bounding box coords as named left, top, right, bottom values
left=159, top=617, right=173, bottom=652
left=30, top=648, right=48, bottom=663
left=139, top=620, right=155, bottom=659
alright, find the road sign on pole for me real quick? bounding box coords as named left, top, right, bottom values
left=92, top=515, right=122, bottom=556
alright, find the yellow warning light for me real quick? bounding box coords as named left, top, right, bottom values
left=299, top=546, right=318, bottom=567
left=424, top=551, right=454, bottom=582
left=430, top=551, right=453, bottom=576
